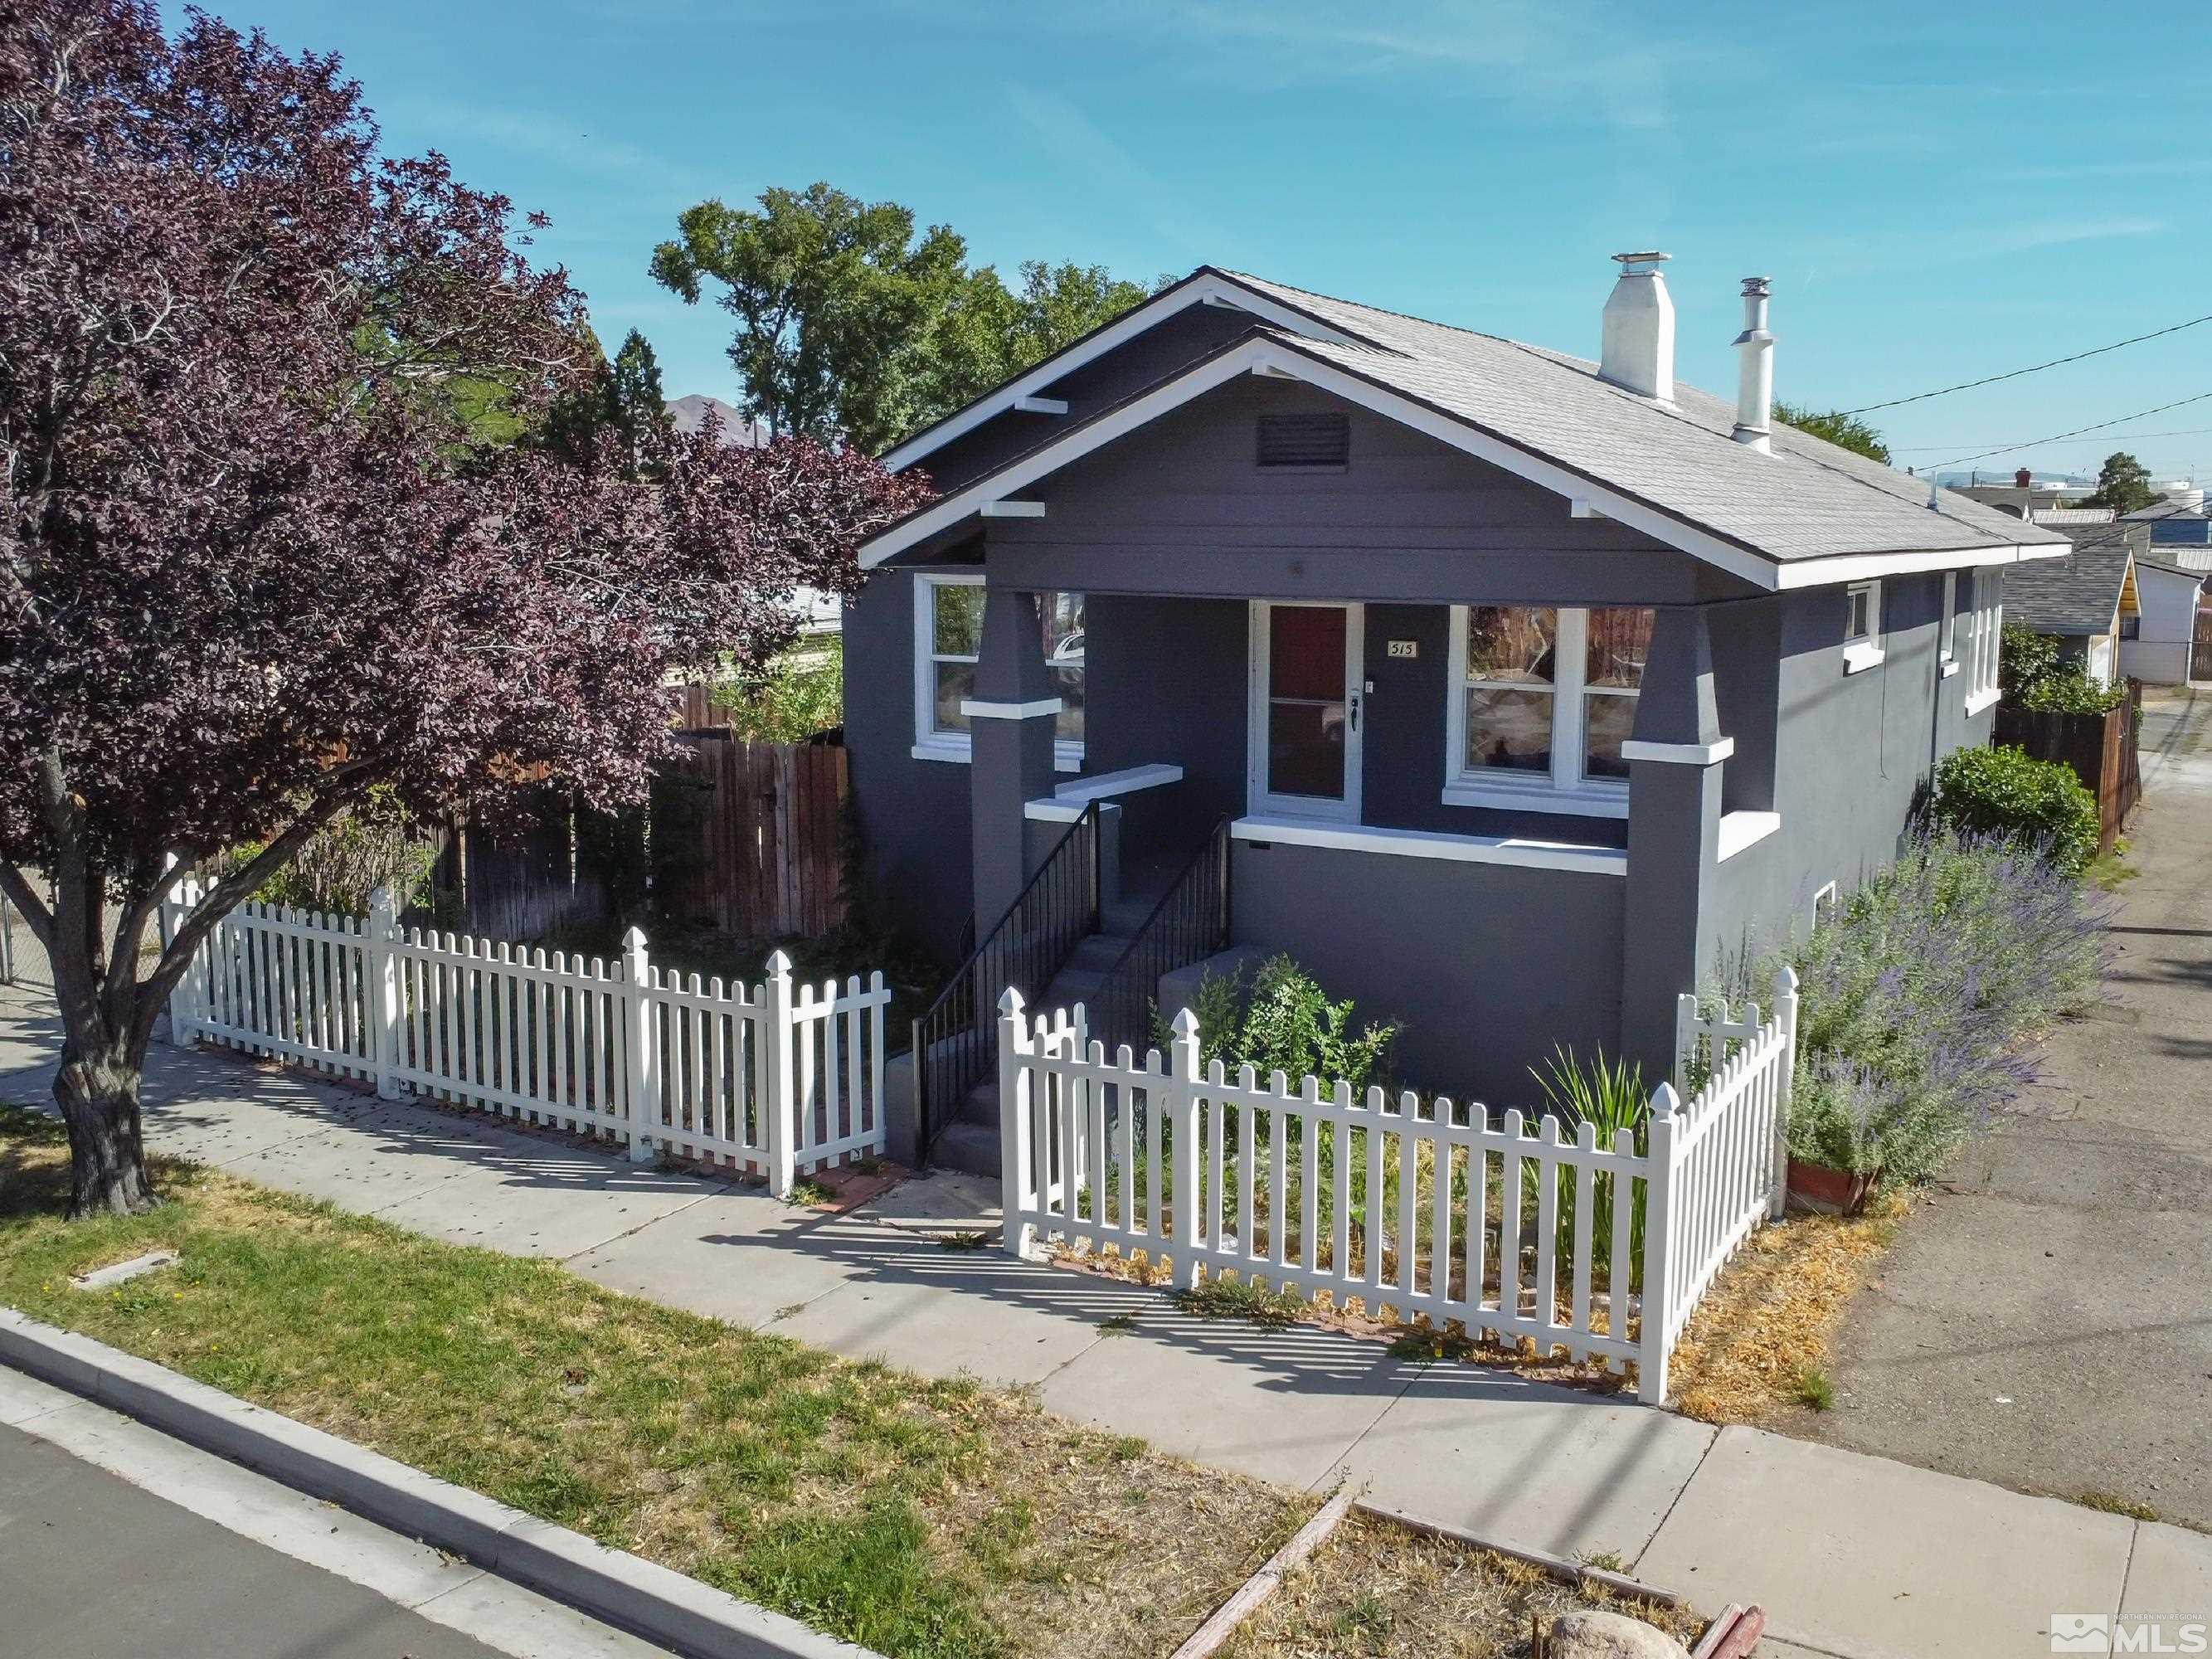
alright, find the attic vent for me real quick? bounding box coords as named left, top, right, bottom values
left=1257, top=411, right=1349, bottom=469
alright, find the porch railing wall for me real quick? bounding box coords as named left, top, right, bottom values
left=157, top=879, right=888, bottom=1194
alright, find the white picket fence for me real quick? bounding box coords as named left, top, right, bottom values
left=158, top=881, right=891, bottom=1194
left=999, top=966, right=1798, bottom=1404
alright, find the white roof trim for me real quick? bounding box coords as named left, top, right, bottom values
left=878, top=271, right=1374, bottom=473
left=860, top=333, right=2057, bottom=590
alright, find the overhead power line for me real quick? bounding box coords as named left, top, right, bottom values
left=1892, top=424, right=2212, bottom=452
left=1918, top=392, right=2212, bottom=472
left=1840, top=312, right=2212, bottom=415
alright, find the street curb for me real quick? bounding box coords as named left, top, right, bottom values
left=0, top=1306, right=879, bottom=1659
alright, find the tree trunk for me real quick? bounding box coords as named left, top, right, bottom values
left=54, top=1040, right=158, bottom=1218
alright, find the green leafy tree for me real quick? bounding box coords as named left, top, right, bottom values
left=649, top=182, right=967, bottom=451
left=1772, top=401, right=1892, bottom=465
left=2083, top=451, right=2159, bottom=514
left=545, top=327, right=671, bottom=469
left=921, top=260, right=1163, bottom=420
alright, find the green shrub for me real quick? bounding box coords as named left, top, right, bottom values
left=219, top=786, right=437, bottom=916
left=1777, top=831, right=2108, bottom=1188
left=1532, top=1047, right=1648, bottom=1282
left=2000, top=624, right=2123, bottom=714
left=1172, top=954, right=1398, bottom=1096
left=710, top=636, right=844, bottom=742
left=1928, top=744, right=2099, bottom=876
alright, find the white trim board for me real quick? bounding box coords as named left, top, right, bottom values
left=1230, top=815, right=1626, bottom=876
left=1621, top=737, right=1735, bottom=766
left=1717, top=810, right=1782, bottom=862
left=878, top=270, right=1378, bottom=471
left=960, top=697, right=1064, bottom=720
left=1024, top=763, right=1185, bottom=821
left=860, top=333, right=2049, bottom=591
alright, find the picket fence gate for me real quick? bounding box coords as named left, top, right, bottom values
left=999, top=965, right=1797, bottom=1404
left=157, top=880, right=891, bottom=1194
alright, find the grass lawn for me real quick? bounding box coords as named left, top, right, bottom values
left=0, top=1102, right=1703, bottom=1656
left=0, top=1105, right=1296, bottom=1659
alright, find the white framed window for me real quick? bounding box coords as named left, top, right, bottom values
left=912, top=573, right=1083, bottom=769
left=1442, top=604, right=1653, bottom=816
left=1939, top=572, right=1958, bottom=674
left=1964, top=570, right=2002, bottom=714
left=1842, top=580, right=1885, bottom=674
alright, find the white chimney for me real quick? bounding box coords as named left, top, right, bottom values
left=1599, top=251, right=1675, bottom=402
left=1732, top=276, right=1775, bottom=453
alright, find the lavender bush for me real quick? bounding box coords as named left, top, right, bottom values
left=1779, top=832, right=2109, bottom=1186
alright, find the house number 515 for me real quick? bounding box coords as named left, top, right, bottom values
left=1387, top=640, right=1418, bottom=659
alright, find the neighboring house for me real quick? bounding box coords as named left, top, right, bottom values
left=846, top=256, right=2065, bottom=1150
left=667, top=395, right=839, bottom=634
left=2122, top=557, right=2207, bottom=684
left=2123, top=494, right=2212, bottom=569
left=2004, top=527, right=2139, bottom=688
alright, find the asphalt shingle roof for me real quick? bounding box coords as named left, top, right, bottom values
left=1215, top=270, right=2069, bottom=566
left=2004, top=532, right=2132, bottom=635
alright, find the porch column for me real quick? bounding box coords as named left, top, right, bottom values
left=1620, top=606, right=1728, bottom=1078
left=968, top=587, right=1061, bottom=927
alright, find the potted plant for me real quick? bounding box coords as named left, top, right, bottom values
left=1782, top=1057, right=1892, bottom=1215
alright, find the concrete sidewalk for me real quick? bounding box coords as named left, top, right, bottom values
left=2, top=971, right=2207, bottom=1658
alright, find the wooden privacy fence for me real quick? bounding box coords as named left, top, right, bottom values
left=157, top=880, right=890, bottom=1195
left=659, top=737, right=848, bottom=941
left=999, top=966, right=1797, bottom=1405
left=1994, top=683, right=2142, bottom=855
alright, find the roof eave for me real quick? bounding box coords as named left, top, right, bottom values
left=858, top=332, right=2070, bottom=591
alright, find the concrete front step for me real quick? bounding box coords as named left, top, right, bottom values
left=928, top=1118, right=999, bottom=1178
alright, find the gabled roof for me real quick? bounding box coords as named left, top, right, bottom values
left=2133, top=554, right=2206, bottom=584
left=866, top=265, right=2064, bottom=588
left=2005, top=533, right=2135, bottom=635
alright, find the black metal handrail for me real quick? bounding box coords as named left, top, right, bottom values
left=1090, top=816, right=1232, bottom=1053
left=912, top=800, right=1102, bottom=1160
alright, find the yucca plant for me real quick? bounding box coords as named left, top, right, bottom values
left=1531, top=1046, right=1650, bottom=1290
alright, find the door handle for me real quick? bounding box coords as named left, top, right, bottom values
left=1349, top=695, right=1360, bottom=733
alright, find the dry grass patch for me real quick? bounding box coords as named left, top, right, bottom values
left=1219, top=1511, right=1702, bottom=1658
left=0, top=1105, right=1300, bottom=1659
left=1666, top=1196, right=1902, bottom=1424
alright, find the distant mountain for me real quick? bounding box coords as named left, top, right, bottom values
left=665, top=394, right=768, bottom=447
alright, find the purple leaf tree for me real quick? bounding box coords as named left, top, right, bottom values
left=0, top=2, right=931, bottom=1215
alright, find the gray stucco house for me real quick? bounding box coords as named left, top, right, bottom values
left=844, top=255, right=2067, bottom=1165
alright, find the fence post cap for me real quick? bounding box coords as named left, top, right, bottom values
left=1169, top=1006, right=1201, bottom=1041
left=764, top=948, right=793, bottom=977
left=620, top=926, right=649, bottom=954
left=1650, top=1080, right=1681, bottom=1118
left=1774, top=962, right=1800, bottom=995
left=997, top=985, right=1026, bottom=1016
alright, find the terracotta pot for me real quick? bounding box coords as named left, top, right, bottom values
left=1787, top=1156, right=1879, bottom=1217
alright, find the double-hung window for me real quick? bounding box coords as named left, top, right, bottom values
left=1963, top=570, right=2002, bottom=713
left=912, top=573, right=1084, bottom=768
left=1843, top=580, right=1884, bottom=674
left=1444, top=605, right=1653, bottom=815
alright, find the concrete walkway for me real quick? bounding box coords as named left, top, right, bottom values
left=2, top=958, right=2208, bottom=1658
left=1790, top=685, right=2212, bottom=1530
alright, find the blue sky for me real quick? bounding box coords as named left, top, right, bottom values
left=216, top=0, right=2212, bottom=480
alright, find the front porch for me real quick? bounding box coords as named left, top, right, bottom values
left=946, top=581, right=1780, bottom=1105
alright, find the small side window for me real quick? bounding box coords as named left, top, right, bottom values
left=1939, top=572, right=1958, bottom=664
left=1842, top=580, right=1884, bottom=674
